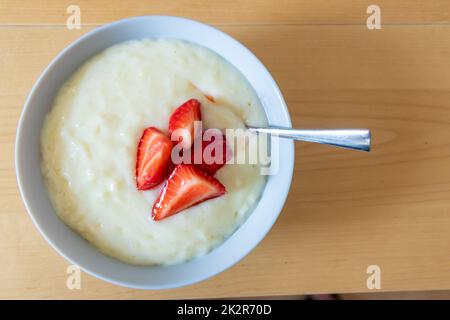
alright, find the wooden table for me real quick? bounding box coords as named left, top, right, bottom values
left=2, top=0, right=450, bottom=299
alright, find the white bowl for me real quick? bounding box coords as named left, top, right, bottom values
left=15, top=16, right=294, bottom=289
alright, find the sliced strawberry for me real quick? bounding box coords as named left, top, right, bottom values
left=191, top=130, right=232, bottom=175
left=168, top=99, right=201, bottom=148
left=152, top=164, right=226, bottom=221
left=136, top=127, right=173, bottom=190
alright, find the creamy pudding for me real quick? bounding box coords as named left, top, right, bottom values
left=41, top=39, right=267, bottom=265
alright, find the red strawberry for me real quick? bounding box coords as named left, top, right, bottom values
left=152, top=164, right=226, bottom=221
left=192, top=130, right=232, bottom=175
left=136, top=127, right=173, bottom=190
left=168, top=99, right=201, bottom=148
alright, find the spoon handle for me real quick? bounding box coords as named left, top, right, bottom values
left=247, top=126, right=371, bottom=152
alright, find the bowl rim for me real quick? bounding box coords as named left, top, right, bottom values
left=15, top=15, right=295, bottom=289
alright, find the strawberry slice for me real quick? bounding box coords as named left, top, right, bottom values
left=152, top=164, right=226, bottom=221
left=168, top=99, right=201, bottom=148
left=192, top=130, right=232, bottom=175
left=136, top=127, right=173, bottom=190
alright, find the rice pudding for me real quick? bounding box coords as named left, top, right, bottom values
left=41, top=39, right=268, bottom=265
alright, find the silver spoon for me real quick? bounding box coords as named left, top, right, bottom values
left=247, top=126, right=371, bottom=152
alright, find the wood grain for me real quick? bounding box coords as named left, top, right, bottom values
left=1, top=0, right=450, bottom=25
left=1, top=1, right=450, bottom=298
